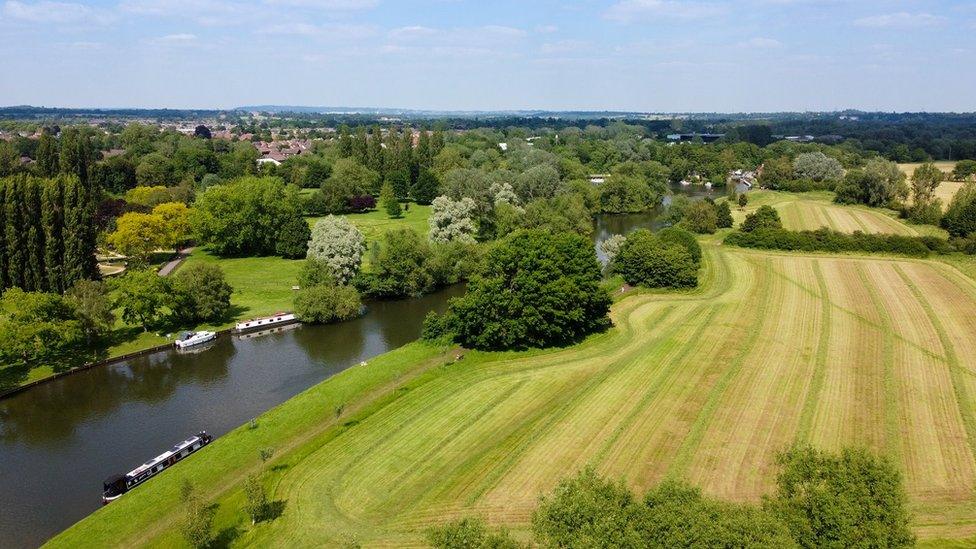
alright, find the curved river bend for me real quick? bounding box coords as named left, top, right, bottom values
left=0, top=185, right=717, bottom=548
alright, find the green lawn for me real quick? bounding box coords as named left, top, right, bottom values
left=308, top=202, right=432, bottom=247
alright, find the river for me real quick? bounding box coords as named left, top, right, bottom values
left=0, top=184, right=717, bottom=548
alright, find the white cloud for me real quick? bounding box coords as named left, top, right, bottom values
left=3, top=0, right=114, bottom=25
left=263, top=0, right=378, bottom=8
left=739, top=37, right=783, bottom=48
left=535, top=24, right=558, bottom=34
left=853, top=12, right=945, bottom=28
left=259, top=22, right=377, bottom=39
left=146, top=33, right=198, bottom=45
left=605, top=0, right=724, bottom=22
left=540, top=39, right=590, bottom=55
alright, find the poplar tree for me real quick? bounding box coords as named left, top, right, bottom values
left=337, top=124, right=353, bottom=157
left=36, top=132, right=59, bottom=177
left=416, top=130, right=432, bottom=168
left=24, top=178, right=46, bottom=291
left=367, top=125, right=384, bottom=176
left=42, top=179, right=66, bottom=293
left=352, top=126, right=368, bottom=166
left=0, top=180, right=7, bottom=290
left=4, top=177, right=26, bottom=289
left=62, top=176, right=97, bottom=287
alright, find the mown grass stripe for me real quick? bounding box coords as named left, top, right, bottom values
left=665, top=257, right=773, bottom=479
left=856, top=263, right=903, bottom=462
left=894, top=265, right=976, bottom=465
left=795, top=259, right=832, bottom=442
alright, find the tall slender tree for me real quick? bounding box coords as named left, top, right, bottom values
left=0, top=180, right=8, bottom=290
left=337, top=124, right=353, bottom=157
left=42, top=178, right=66, bottom=293
left=4, top=177, right=26, bottom=289
left=352, top=126, right=368, bottom=166
left=36, top=131, right=60, bottom=177
left=367, top=125, right=384, bottom=177
left=24, top=178, right=46, bottom=291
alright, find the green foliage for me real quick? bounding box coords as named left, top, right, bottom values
left=275, top=215, right=312, bottom=259
left=952, top=160, right=976, bottom=181
left=112, top=269, right=170, bottom=330
left=715, top=200, right=734, bottom=228
left=765, top=446, right=915, bottom=549
left=380, top=181, right=401, bottom=218
left=680, top=201, right=718, bottom=234
left=0, top=288, right=85, bottom=368
left=599, top=175, right=657, bottom=213
left=941, top=182, right=976, bottom=237
left=64, top=280, right=114, bottom=343
left=191, top=176, right=306, bottom=258
left=429, top=196, right=478, bottom=244
left=366, top=228, right=435, bottom=298
left=613, top=229, right=699, bottom=289
left=321, top=158, right=379, bottom=213
left=242, top=475, right=268, bottom=525
left=738, top=193, right=749, bottom=208
left=834, top=158, right=906, bottom=207
left=725, top=227, right=934, bottom=257
left=741, top=205, right=783, bottom=233
left=179, top=495, right=215, bottom=549
left=657, top=227, right=702, bottom=265
left=293, top=283, right=361, bottom=324
left=793, top=152, right=844, bottom=183
left=442, top=230, right=611, bottom=350
left=427, top=518, right=522, bottom=549
left=169, top=263, right=233, bottom=324
left=412, top=167, right=440, bottom=205
left=517, top=194, right=593, bottom=237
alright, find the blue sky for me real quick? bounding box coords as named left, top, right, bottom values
left=1, top=0, right=974, bottom=111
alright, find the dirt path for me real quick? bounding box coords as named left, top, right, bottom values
left=157, top=247, right=194, bottom=276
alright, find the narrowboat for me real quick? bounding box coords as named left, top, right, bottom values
left=102, top=431, right=213, bottom=503
left=233, top=312, right=298, bottom=334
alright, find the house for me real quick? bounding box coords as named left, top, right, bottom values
left=588, top=174, right=610, bottom=184
left=727, top=166, right=762, bottom=190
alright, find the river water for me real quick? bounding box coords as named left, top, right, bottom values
left=0, top=184, right=716, bottom=548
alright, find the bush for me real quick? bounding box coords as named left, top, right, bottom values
left=657, top=227, right=702, bottom=265
left=680, top=201, right=718, bottom=234
left=443, top=230, right=611, bottom=350
left=293, top=283, right=361, bottom=324
left=427, top=518, right=521, bottom=549
left=941, top=182, right=976, bottom=237
left=613, top=229, right=698, bottom=289
left=715, top=201, right=733, bottom=228
left=725, top=227, right=934, bottom=257
left=766, top=446, right=915, bottom=549
left=740, top=205, right=782, bottom=233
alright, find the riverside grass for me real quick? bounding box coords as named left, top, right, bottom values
left=48, top=243, right=976, bottom=548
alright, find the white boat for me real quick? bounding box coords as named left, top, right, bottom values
left=174, top=330, right=217, bottom=349
left=234, top=312, right=298, bottom=334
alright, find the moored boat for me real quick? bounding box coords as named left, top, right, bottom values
left=234, top=312, right=298, bottom=334
left=102, top=431, right=213, bottom=503
left=174, top=330, right=217, bottom=349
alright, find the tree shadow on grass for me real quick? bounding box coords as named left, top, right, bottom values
left=263, top=499, right=287, bottom=522
left=211, top=524, right=242, bottom=549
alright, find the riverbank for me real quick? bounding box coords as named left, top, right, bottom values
left=47, top=243, right=976, bottom=547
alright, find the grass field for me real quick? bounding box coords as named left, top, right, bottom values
left=310, top=203, right=432, bottom=246
left=48, top=243, right=976, bottom=548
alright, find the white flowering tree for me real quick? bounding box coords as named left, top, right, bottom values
left=793, top=152, right=844, bottom=182
left=428, top=195, right=478, bottom=244
left=306, top=215, right=366, bottom=284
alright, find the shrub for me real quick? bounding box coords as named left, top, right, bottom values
left=443, top=230, right=611, bottom=350
left=680, top=201, right=718, bottom=234
left=427, top=518, right=521, bottom=549
left=169, top=263, right=233, bottom=324
left=293, top=283, right=361, bottom=324
left=941, top=182, right=976, bottom=237
left=613, top=229, right=698, bottom=289
left=657, top=227, right=702, bottom=265
left=715, top=200, right=733, bottom=228
left=725, top=227, right=933, bottom=257
left=740, top=205, right=782, bottom=233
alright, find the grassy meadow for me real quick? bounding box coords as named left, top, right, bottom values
left=898, top=162, right=966, bottom=210
left=48, top=238, right=976, bottom=547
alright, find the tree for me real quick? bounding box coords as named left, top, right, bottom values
left=242, top=475, right=267, bottom=525
left=0, top=288, right=85, bottom=368
left=385, top=168, right=411, bottom=200
left=112, top=269, right=169, bottom=330
left=306, top=216, right=366, bottom=284
left=715, top=200, right=734, bottom=228
left=169, top=263, right=232, bottom=324
left=766, top=446, right=915, bottom=549
left=738, top=193, right=748, bottom=208
left=36, top=132, right=59, bottom=177
left=413, top=168, right=440, bottom=205
left=908, top=162, right=944, bottom=224
left=135, top=152, right=177, bottom=187
left=293, top=282, right=362, bottom=324
left=513, top=164, right=562, bottom=203
left=759, top=156, right=794, bottom=188
left=941, top=182, right=976, bottom=237
left=428, top=196, right=477, bottom=244
left=442, top=230, right=611, bottom=350
left=953, top=160, right=976, bottom=181
left=681, top=201, right=718, bottom=234
left=599, top=175, right=657, bottom=213
left=180, top=494, right=215, bottom=549
left=108, top=212, right=166, bottom=264
left=65, top=279, right=114, bottom=344
left=657, top=227, right=702, bottom=265
left=320, top=158, right=379, bottom=213
left=516, top=194, right=592, bottom=237
left=600, top=234, right=626, bottom=265
left=193, top=125, right=212, bottom=139
left=834, top=158, right=906, bottom=207
left=613, top=229, right=698, bottom=289
left=380, top=181, right=401, bottom=218
left=369, top=228, right=435, bottom=298
left=153, top=202, right=192, bottom=250
left=427, top=518, right=521, bottom=549
left=191, top=176, right=306, bottom=257
left=792, top=152, right=844, bottom=182
left=741, top=205, right=782, bottom=233
left=275, top=215, right=312, bottom=259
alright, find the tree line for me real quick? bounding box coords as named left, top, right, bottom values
left=0, top=174, right=98, bottom=293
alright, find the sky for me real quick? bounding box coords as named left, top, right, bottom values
left=1, top=0, right=975, bottom=112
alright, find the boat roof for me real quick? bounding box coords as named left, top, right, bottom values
left=125, top=434, right=202, bottom=478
